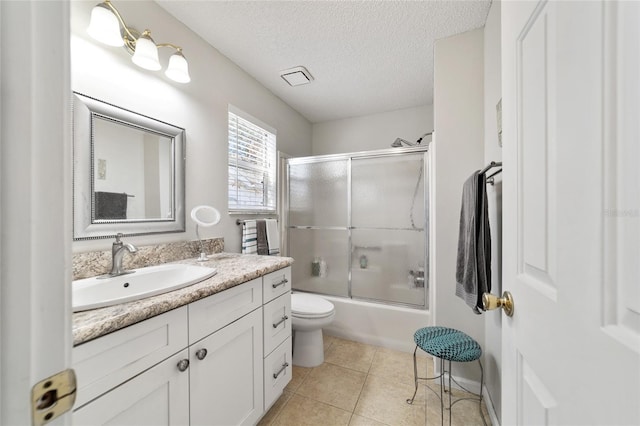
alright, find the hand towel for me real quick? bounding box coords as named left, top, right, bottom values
left=241, top=220, right=258, bottom=254
left=265, top=219, right=280, bottom=256
left=94, top=191, right=128, bottom=220
left=256, top=220, right=269, bottom=255
left=455, top=171, right=492, bottom=313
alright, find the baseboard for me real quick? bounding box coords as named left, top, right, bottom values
left=483, top=387, right=500, bottom=426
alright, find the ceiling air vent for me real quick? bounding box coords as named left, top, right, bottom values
left=279, top=66, right=314, bottom=86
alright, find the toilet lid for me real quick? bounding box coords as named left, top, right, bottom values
left=291, top=293, right=335, bottom=317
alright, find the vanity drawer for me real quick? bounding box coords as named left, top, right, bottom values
left=263, top=267, right=291, bottom=303
left=263, top=292, right=291, bottom=356
left=264, top=336, right=292, bottom=411
left=73, top=306, right=188, bottom=409
left=189, top=278, right=262, bottom=344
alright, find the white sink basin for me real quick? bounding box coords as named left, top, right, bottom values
left=72, top=264, right=217, bottom=312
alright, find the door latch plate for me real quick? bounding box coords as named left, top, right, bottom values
left=31, top=369, right=77, bottom=426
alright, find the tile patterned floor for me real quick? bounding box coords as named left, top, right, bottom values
left=258, top=334, right=491, bottom=426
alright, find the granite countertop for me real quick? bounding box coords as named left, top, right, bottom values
left=72, top=252, right=294, bottom=346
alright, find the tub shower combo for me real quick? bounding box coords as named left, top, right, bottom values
left=284, top=145, right=429, bottom=314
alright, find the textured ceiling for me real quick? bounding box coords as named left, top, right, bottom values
left=156, top=1, right=491, bottom=123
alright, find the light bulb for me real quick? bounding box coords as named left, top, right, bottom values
left=87, top=2, right=124, bottom=47
left=132, top=31, right=161, bottom=71
left=165, top=51, right=191, bottom=83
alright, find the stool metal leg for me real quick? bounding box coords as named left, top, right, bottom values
left=440, top=357, right=445, bottom=426
left=448, top=360, right=452, bottom=426
left=406, top=346, right=419, bottom=404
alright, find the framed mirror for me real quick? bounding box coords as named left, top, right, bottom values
left=73, top=92, right=185, bottom=240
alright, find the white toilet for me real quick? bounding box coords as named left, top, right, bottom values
left=291, top=293, right=335, bottom=367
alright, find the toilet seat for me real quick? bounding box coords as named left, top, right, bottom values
left=291, top=293, right=334, bottom=319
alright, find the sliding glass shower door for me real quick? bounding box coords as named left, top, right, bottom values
left=286, top=148, right=428, bottom=309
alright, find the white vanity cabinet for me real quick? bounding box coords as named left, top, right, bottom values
left=72, top=266, right=292, bottom=426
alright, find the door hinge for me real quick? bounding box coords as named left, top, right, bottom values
left=31, top=369, right=77, bottom=426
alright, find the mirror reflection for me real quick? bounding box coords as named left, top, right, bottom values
left=93, top=117, right=173, bottom=221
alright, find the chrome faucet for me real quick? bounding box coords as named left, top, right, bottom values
left=108, top=233, right=138, bottom=277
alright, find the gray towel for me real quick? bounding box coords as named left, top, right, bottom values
left=256, top=220, right=269, bottom=255
left=95, top=191, right=127, bottom=220
left=455, top=171, right=492, bottom=314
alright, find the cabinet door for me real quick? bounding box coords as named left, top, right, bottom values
left=73, top=350, right=190, bottom=426
left=190, top=308, right=264, bottom=426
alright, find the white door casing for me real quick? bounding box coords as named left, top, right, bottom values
left=501, top=1, right=640, bottom=424
left=0, top=1, right=72, bottom=424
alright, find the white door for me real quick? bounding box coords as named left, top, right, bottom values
left=0, top=1, right=72, bottom=424
left=501, top=1, right=640, bottom=424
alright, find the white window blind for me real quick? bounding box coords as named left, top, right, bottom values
left=228, top=107, right=277, bottom=212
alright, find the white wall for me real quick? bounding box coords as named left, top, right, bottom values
left=432, top=28, right=485, bottom=383
left=312, top=104, right=433, bottom=155
left=483, top=1, right=503, bottom=422
left=70, top=0, right=312, bottom=253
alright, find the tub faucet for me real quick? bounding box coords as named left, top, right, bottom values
left=108, top=233, right=138, bottom=277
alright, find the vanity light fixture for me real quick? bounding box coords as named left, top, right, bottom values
left=87, top=0, right=191, bottom=83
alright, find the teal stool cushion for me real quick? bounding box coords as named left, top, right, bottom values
left=414, top=326, right=482, bottom=362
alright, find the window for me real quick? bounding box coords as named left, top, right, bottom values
left=228, top=106, right=277, bottom=212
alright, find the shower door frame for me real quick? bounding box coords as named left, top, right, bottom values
left=284, top=145, right=431, bottom=310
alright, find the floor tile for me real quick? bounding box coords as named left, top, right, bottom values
left=258, top=391, right=292, bottom=426
left=323, top=332, right=336, bottom=353
left=284, top=365, right=312, bottom=393
left=369, top=346, right=433, bottom=387
left=354, top=374, right=426, bottom=426
left=348, top=414, right=388, bottom=426
left=259, top=336, right=492, bottom=426
left=324, top=338, right=377, bottom=373
left=273, top=394, right=352, bottom=426
left=296, top=362, right=367, bottom=412
left=425, top=386, right=491, bottom=426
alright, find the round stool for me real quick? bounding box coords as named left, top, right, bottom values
left=406, top=326, right=486, bottom=426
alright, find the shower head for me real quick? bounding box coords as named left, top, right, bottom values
left=391, top=131, right=434, bottom=147
left=391, top=138, right=415, bottom=147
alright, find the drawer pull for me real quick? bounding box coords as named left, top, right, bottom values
left=273, top=315, right=289, bottom=328
left=195, top=348, right=208, bottom=360
left=272, top=278, right=288, bottom=289
left=177, top=359, right=190, bottom=372
left=273, top=362, right=289, bottom=379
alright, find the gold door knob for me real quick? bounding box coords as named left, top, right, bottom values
left=482, top=291, right=514, bottom=317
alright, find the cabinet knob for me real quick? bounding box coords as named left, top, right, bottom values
left=195, top=348, right=208, bottom=360
left=177, top=359, right=190, bottom=372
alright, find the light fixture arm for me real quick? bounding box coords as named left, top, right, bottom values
left=101, top=1, right=184, bottom=55
left=88, top=0, right=191, bottom=83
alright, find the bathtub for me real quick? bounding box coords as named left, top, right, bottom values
left=321, top=295, right=431, bottom=353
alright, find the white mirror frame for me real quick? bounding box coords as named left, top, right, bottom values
left=73, top=92, right=186, bottom=240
